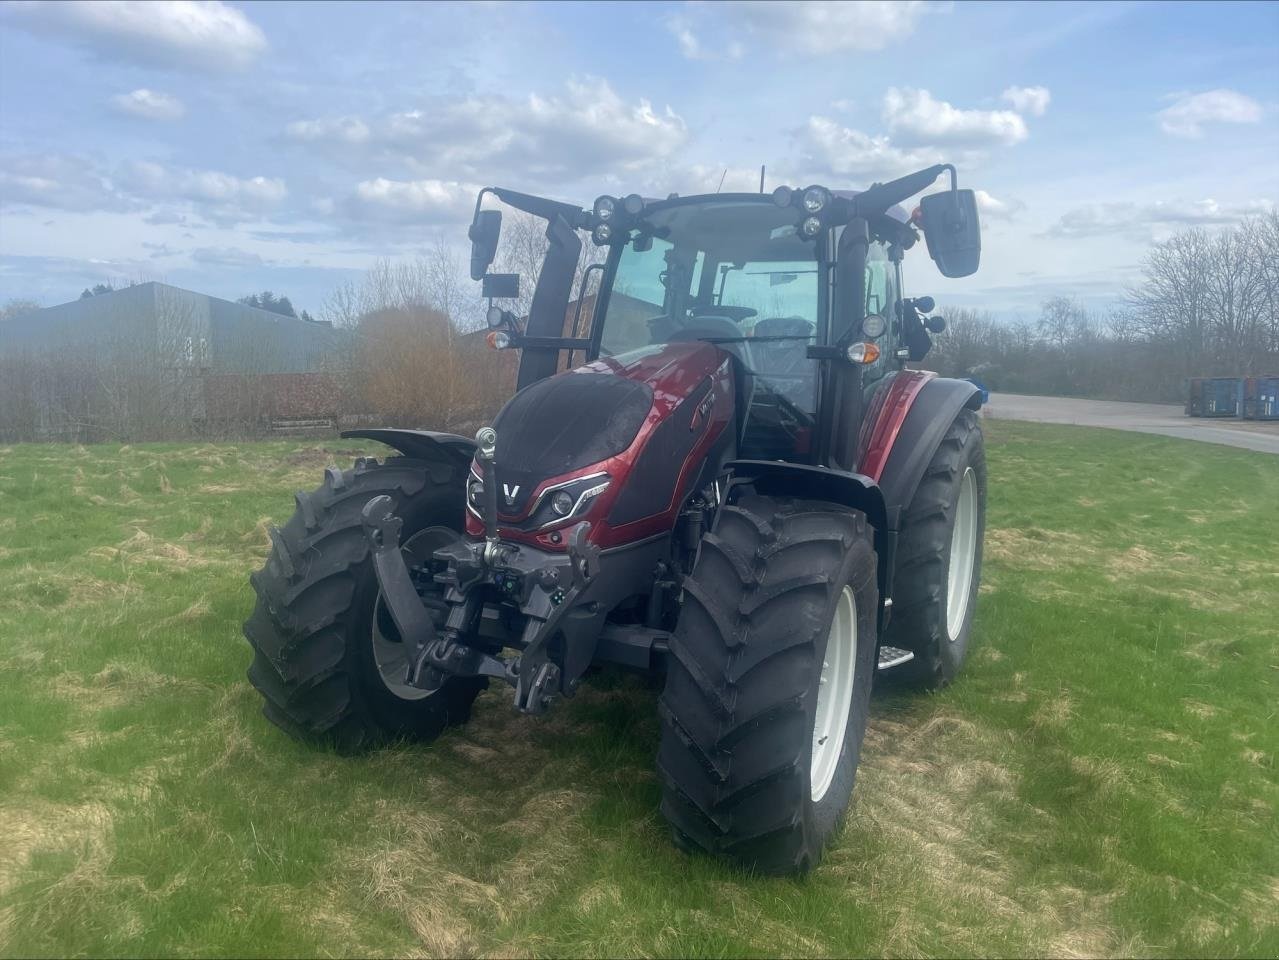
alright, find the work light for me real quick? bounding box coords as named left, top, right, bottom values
left=800, top=216, right=822, bottom=238
left=802, top=186, right=830, bottom=213
left=771, top=185, right=793, bottom=207
left=622, top=193, right=644, bottom=215
left=467, top=478, right=484, bottom=506
left=593, top=196, right=616, bottom=221
left=592, top=223, right=613, bottom=245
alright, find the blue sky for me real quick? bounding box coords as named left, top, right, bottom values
left=1, top=0, right=1276, bottom=321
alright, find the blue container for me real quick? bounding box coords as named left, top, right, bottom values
left=1201, top=377, right=1242, bottom=418
left=1242, top=377, right=1279, bottom=420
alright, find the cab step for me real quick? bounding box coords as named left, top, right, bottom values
left=877, top=645, right=915, bottom=670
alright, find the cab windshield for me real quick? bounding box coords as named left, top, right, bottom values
left=596, top=199, right=822, bottom=459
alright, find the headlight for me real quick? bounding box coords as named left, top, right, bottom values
left=592, top=223, right=613, bottom=245
left=861, top=314, right=887, bottom=338
left=551, top=490, right=574, bottom=516
left=593, top=196, right=616, bottom=221
left=467, top=477, right=484, bottom=506
left=800, top=216, right=822, bottom=238
left=802, top=186, right=830, bottom=213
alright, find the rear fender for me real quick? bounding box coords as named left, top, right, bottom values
left=341, top=428, right=475, bottom=474
left=873, top=377, right=981, bottom=529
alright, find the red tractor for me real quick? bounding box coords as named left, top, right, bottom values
left=245, top=165, right=987, bottom=874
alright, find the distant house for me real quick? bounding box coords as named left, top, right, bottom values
left=0, top=282, right=347, bottom=440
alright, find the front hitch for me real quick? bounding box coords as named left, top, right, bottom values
left=361, top=496, right=438, bottom=652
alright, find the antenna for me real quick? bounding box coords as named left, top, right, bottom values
left=716, top=168, right=727, bottom=194
left=759, top=165, right=765, bottom=193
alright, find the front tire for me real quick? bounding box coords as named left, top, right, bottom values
left=243, top=456, right=484, bottom=752
left=885, top=409, right=987, bottom=688
left=658, top=495, right=878, bottom=874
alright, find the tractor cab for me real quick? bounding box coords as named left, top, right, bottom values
left=472, top=167, right=979, bottom=472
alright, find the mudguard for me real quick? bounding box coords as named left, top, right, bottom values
left=726, top=460, right=887, bottom=534
left=341, top=428, right=476, bottom=470
left=874, top=377, right=981, bottom=529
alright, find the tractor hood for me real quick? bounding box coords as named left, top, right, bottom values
left=471, top=341, right=733, bottom=548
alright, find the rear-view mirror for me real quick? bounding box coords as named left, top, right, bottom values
left=481, top=273, right=520, bottom=300
left=920, top=189, right=981, bottom=278
left=468, top=209, right=502, bottom=281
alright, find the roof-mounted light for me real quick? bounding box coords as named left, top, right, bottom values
left=802, top=186, right=831, bottom=214
left=771, top=185, right=794, bottom=208
left=800, top=215, right=822, bottom=238
left=593, top=196, right=616, bottom=221
left=592, top=223, right=613, bottom=245
left=622, top=193, right=644, bottom=215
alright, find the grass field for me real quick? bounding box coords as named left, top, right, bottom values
left=0, top=421, right=1276, bottom=958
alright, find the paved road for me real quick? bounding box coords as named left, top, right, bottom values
left=984, top=393, right=1279, bottom=455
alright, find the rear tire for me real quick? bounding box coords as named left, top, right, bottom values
left=243, top=456, right=484, bottom=752
left=658, top=494, right=878, bottom=874
left=885, top=409, right=987, bottom=688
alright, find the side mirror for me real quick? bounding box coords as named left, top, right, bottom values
left=920, top=189, right=980, bottom=278
left=468, top=209, right=502, bottom=281
left=481, top=273, right=519, bottom=300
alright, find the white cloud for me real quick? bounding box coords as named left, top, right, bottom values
left=120, top=160, right=286, bottom=222
left=190, top=246, right=267, bottom=267
left=0, top=153, right=130, bottom=212
left=285, top=116, right=370, bottom=144
left=1157, top=89, right=1263, bottom=138
left=663, top=13, right=744, bottom=61
left=344, top=178, right=476, bottom=226
left=884, top=88, right=1028, bottom=148
left=974, top=189, right=1024, bottom=221
left=111, top=88, right=185, bottom=121
left=797, top=116, right=943, bottom=183
left=1001, top=85, right=1051, bottom=117
left=669, top=1, right=930, bottom=59
left=5, top=0, right=267, bottom=71
left=285, top=78, right=687, bottom=186
left=1047, top=198, right=1273, bottom=238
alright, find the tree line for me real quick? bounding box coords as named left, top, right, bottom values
left=928, top=212, right=1279, bottom=401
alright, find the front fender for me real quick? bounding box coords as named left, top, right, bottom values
left=341, top=428, right=476, bottom=470
left=725, top=460, right=886, bottom=534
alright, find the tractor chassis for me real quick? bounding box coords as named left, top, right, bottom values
left=361, top=495, right=672, bottom=714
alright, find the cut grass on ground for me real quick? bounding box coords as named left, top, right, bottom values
left=0, top=421, right=1276, bottom=958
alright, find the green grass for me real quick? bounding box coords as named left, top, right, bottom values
left=0, top=423, right=1275, bottom=958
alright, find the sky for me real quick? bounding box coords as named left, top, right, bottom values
left=1, top=0, right=1276, bottom=322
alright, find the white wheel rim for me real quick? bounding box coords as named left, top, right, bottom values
left=811, top=585, right=856, bottom=803
left=946, top=467, right=978, bottom=641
